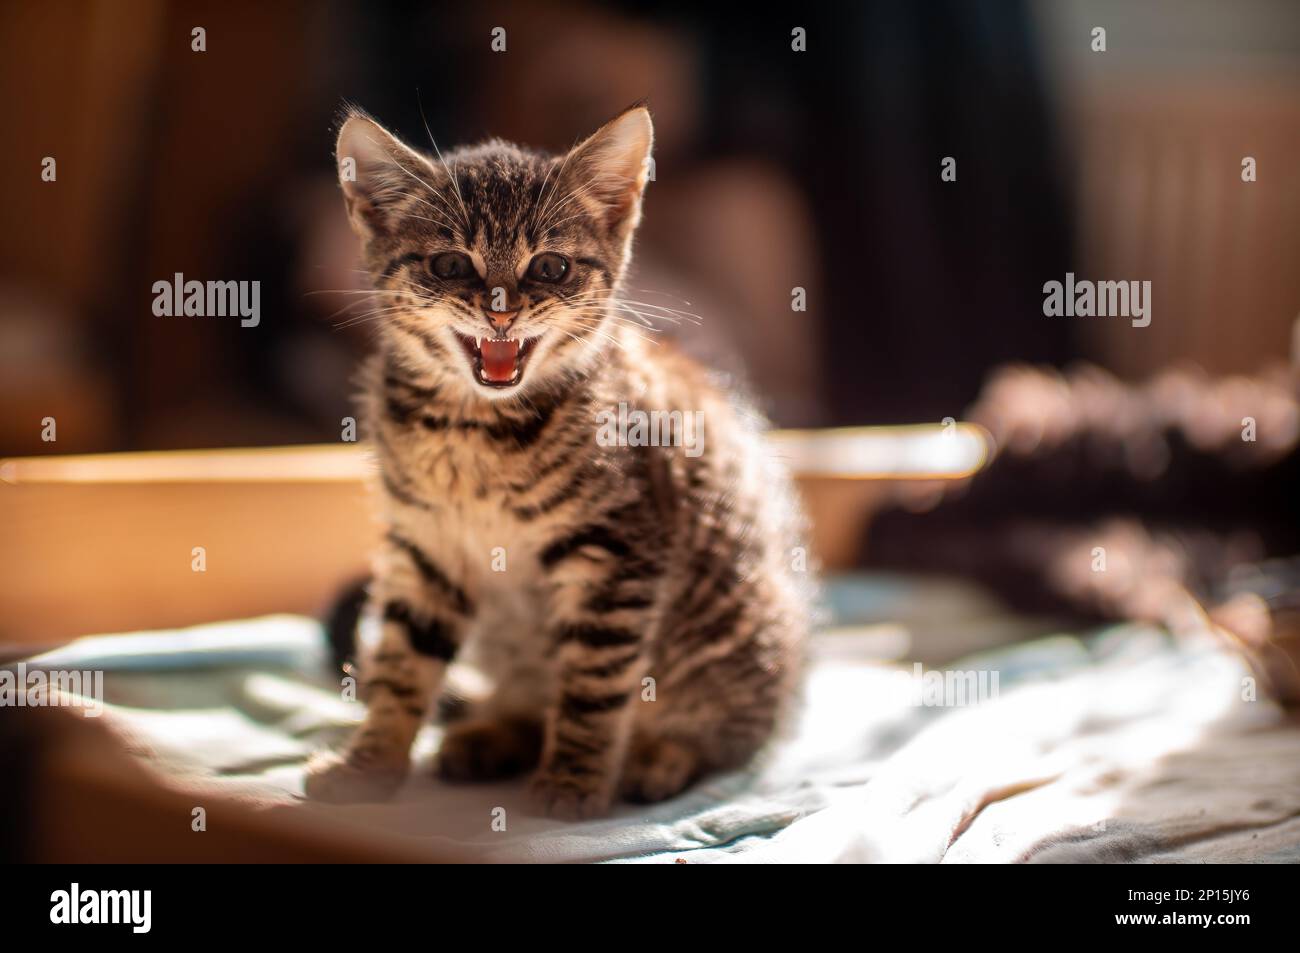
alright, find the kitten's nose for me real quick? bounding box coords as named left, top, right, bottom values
left=484, top=308, right=520, bottom=333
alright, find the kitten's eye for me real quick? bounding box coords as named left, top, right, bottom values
left=526, top=252, right=568, bottom=283
left=429, top=252, right=474, bottom=280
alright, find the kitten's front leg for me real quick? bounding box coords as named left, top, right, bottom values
left=529, top=553, right=659, bottom=820
left=305, top=533, right=473, bottom=802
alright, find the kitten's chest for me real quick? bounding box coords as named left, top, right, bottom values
left=390, top=433, right=550, bottom=557
left=411, top=430, right=522, bottom=502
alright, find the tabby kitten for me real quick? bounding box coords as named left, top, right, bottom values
left=304, top=105, right=810, bottom=818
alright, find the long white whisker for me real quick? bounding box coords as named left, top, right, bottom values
left=533, top=141, right=581, bottom=234
left=417, top=90, right=472, bottom=230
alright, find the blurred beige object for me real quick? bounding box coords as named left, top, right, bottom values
left=1210, top=594, right=1300, bottom=706
left=0, top=425, right=990, bottom=647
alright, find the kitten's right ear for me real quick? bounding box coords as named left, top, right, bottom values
left=335, top=111, right=434, bottom=238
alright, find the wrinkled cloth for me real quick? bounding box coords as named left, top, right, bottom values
left=25, top=607, right=1300, bottom=864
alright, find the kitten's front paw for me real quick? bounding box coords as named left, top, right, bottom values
left=303, top=751, right=407, bottom=803
left=526, top=770, right=613, bottom=820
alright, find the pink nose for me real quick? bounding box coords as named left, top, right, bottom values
left=486, top=309, right=519, bottom=331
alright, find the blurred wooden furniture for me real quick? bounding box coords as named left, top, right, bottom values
left=0, top=426, right=989, bottom=647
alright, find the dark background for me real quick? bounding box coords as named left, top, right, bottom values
left=1, top=0, right=1297, bottom=456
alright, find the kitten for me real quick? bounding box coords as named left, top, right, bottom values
left=304, top=105, right=810, bottom=818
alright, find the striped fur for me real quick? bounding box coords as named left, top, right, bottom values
left=305, top=106, right=811, bottom=818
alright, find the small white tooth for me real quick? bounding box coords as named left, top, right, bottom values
left=475, top=336, right=482, bottom=348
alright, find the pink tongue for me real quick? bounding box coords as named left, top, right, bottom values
left=480, top=339, right=520, bottom=382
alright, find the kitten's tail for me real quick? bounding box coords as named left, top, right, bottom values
left=322, top=575, right=368, bottom=673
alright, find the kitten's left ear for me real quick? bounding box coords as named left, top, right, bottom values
left=563, top=106, right=654, bottom=240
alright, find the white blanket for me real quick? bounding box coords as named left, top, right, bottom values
left=29, top=613, right=1300, bottom=863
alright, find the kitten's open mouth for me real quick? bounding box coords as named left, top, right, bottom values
left=454, top=333, right=540, bottom=387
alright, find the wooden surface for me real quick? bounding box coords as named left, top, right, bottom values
left=0, top=426, right=988, bottom=645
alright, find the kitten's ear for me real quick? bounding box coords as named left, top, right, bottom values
left=563, top=106, right=654, bottom=240
left=335, top=111, right=435, bottom=238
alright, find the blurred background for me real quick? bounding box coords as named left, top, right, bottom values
left=2, top=0, right=1300, bottom=636
left=3, top=0, right=1297, bottom=451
